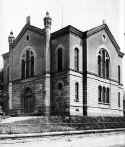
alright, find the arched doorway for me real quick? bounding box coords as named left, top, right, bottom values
left=23, top=87, right=34, bottom=113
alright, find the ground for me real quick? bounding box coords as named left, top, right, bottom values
left=0, top=131, right=125, bottom=147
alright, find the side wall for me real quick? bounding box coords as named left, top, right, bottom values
left=87, top=29, right=124, bottom=116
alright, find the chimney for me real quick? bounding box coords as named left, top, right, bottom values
left=26, top=16, right=31, bottom=25
left=102, top=19, right=106, bottom=25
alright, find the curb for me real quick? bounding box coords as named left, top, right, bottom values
left=0, top=128, right=125, bottom=139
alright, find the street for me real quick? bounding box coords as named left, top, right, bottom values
left=0, top=131, right=125, bottom=147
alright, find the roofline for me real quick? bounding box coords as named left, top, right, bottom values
left=51, top=25, right=83, bottom=39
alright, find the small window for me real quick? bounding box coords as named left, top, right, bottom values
left=57, top=48, right=63, bottom=72
left=98, top=55, right=101, bottom=76
left=26, top=35, right=29, bottom=41
left=118, top=92, right=120, bottom=107
left=106, top=88, right=110, bottom=104
left=118, top=65, right=120, bottom=84
left=74, top=48, right=79, bottom=71
left=75, top=82, right=79, bottom=102
left=98, top=85, right=102, bottom=103
left=102, top=87, right=106, bottom=103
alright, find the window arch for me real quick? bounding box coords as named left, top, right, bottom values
left=21, top=49, right=35, bottom=79
left=74, top=48, right=79, bottom=71
left=98, top=49, right=110, bottom=79
left=57, top=47, right=63, bottom=72
left=56, top=80, right=64, bottom=90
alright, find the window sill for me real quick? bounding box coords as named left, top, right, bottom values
left=21, top=76, right=35, bottom=82
left=74, top=100, right=79, bottom=102
left=98, top=102, right=110, bottom=105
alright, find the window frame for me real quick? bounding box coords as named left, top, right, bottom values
left=98, top=49, right=110, bottom=79
left=21, top=47, right=36, bottom=80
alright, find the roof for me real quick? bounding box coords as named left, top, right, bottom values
left=51, top=24, right=124, bottom=57
left=3, top=23, right=124, bottom=58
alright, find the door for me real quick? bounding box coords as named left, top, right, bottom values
left=24, top=88, right=34, bottom=113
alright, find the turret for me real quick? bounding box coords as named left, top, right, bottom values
left=43, top=12, right=52, bottom=73
left=43, top=12, right=52, bottom=29
left=8, top=31, right=15, bottom=50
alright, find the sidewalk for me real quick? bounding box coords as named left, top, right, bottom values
left=0, top=128, right=125, bottom=140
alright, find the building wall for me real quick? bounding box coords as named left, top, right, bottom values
left=11, top=29, right=45, bottom=81
left=2, top=25, right=124, bottom=117
left=8, top=29, right=47, bottom=114
left=11, top=77, right=45, bottom=114
left=69, top=33, right=83, bottom=116
left=87, top=30, right=122, bottom=82
left=87, top=74, right=123, bottom=116
left=87, top=29, right=123, bottom=116
left=51, top=34, right=69, bottom=73
left=51, top=74, right=70, bottom=115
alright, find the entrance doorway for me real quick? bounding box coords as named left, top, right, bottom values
left=24, top=87, right=34, bottom=113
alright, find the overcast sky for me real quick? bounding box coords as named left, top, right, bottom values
left=0, top=0, right=125, bottom=82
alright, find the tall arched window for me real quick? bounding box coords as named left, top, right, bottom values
left=74, top=48, right=79, bottom=71
left=98, top=49, right=110, bottom=79
left=57, top=48, right=63, bottom=72
left=21, top=49, right=35, bottom=79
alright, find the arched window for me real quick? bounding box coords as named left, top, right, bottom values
left=102, top=87, right=106, bottom=103
left=98, top=85, right=102, bottom=102
left=21, top=49, right=35, bottom=79
left=74, top=48, right=79, bottom=71
left=57, top=48, right=63, bottom=72
left=75, top=82, right=79, bottom=102
left=98, top=55, right=101, bottom=76
left=98, top=49, right=110, bottom=79
left=106, top=88, right=109, bottom=104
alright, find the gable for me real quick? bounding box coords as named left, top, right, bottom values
left=14, top=24, right=45, bottom=48
left=87, top=24, right=124, bottom=58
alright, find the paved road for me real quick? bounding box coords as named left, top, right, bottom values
left=0, top=131, right=125, bottom=147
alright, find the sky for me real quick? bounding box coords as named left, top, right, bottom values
left=0, top=0, right=125, bottom=82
